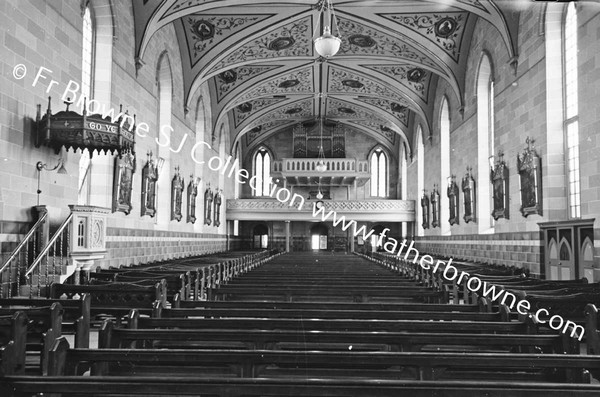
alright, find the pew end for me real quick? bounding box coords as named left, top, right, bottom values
left=585, top=303, right=600, bottom=355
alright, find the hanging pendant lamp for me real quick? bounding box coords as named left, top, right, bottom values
left=313, top=0, right=342, bottom=58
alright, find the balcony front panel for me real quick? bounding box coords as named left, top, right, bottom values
left=226, top=199, right=415, bottom=222
left=272, top=158, right=370, bottom=187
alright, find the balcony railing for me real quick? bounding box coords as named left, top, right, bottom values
left=226, top=199, right=415, bottom=222
left=272, top=158, right=370, bottom=187
left=273, top=158, right=369, bottom=173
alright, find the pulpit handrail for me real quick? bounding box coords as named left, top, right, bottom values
left=0, top=211, right=48, bottom=273
left=24, top=212, right=73, bottom=278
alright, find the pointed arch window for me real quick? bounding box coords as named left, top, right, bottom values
left=82, top=6, right=94, bottom=101
left=416, top=125, right=425, bottom=236
left=253, top=148, right=271, bottom=196
left=440, top=97, right=451, bottom=235
left=477, top=54, right=495, bottom=231
left=564, top=2, right=580, bottom=218
left=78, top=5, right=95, bottom=205
left=370, top=148, right=387, bottom=197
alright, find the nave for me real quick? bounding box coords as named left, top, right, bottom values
left=2, top=250, right=600, bottom=396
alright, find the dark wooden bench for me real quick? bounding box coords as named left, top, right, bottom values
left=49, top=281, right=166, bottom=326
left=0, top=311, right=27, bottom=375
left=4, top=376, right=600, bottom=396
left=48, top=336, right=597, bottom=383
left=0, top=303, right=62, bottom=374
left=99, top=319, right=572, bottom=354
left=130, top=309, right=525, bottom=334
left=155, top=305, right=504, bottom=321
left=208, top=285, right=447, bottom=303
left=173, top=299, right=481, bottom=312
left=0, top=294, right=90, bottom=348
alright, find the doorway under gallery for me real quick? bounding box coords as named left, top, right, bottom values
left=310, top=223, right=329, bottom=250
left=252, top=224, right=269, bottom=249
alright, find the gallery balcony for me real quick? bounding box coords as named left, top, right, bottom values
left=271, top=158, right=370, bottom=188
left=226, top=199, right=415, bottom=222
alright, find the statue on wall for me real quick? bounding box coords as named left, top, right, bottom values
left=517, top=137, right=543, bottom=217
left=112, top=149, right=136, bottom=215
left=462, top=166, right=476, bottom=223
left=490, top=150, right=509, bottom=220
left=447, top=175, right=459, bottom=226
left=171, top=166, right=184, bottom=222
left=204, top=185, right=213, bottom=226
left=421, top=190, right=430, bottom=229
left=141, top=151, right=158, bottom=218
left=431, top=185, right=440, bottom=228
left=187, top=176, right=199, bottom=224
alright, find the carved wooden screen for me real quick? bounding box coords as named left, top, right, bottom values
left=431, top=186, right=440, bottom=228
left=447, top=176, right=459, bottom=226
left=187, top=177, right=198, bottom=224
left=490, top=151, right=509, bottom=220
left=462, top=166, right=476, bottom=223
left=421, top=191, right=430, bottom=229
left=204, top=187, right=213, bottom=225
left=517, top=137, right=543, bottom=217
left=112, top=150, right=135, bottom=215
left=171, top=167, right=184, bottom=222
left=140, top=154, right=158, bottom=217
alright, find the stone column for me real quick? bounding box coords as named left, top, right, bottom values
left=285, top=221, right=291, bottom=252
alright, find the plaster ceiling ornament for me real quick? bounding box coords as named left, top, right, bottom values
left=236, top=66, right=314, bottom=103
left=364, top=64, right=432, bottom=102
left=215, top=65, right=281, bottom=102
left=253, top=98, right=314, bottom=126
left=335, top=17, right=440, bottom=70
left=328, top=67, right=408, bottom=105
left=347, top=119, right=396, bottom=144
left=326, top=97, right=401, bottom=139
left=208, top=16, right=313, bottom=74
left=183, top=14, right=273, bottom=66
left=245, top=120, right=295, bottom=146
left=133, top=0, right=519, bottom=155
left=379, top=12, right=468, bottom=61
left=356, top=97, right=410, bottom=126
left=233, top=97, right=286, bottom=127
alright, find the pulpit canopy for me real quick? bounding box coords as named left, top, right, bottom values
left=35, top=96, right=135, bottom=157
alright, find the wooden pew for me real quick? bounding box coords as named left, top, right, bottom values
left=129, top=310, right=526, bottom=334
left=0, top=294, right=91, bottom=348
left=0, top=311, right=27, bottom=375
left=49, top=337, right=597, bottom=383
left=99, top=319, right=572, bottom=354
left=49, top=281, right=166, bottom=326
left=173, top=299, right=481, bottom=312
left=155, top=305, right=503, bottom=322
left=5, top=376, right=600, bottom=396
left=208, top=285, right=447, bottom=303
left=0, top=303, right=62, bottom=375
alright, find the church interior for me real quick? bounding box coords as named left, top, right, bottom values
left=1, top=0, right=600, bottom=395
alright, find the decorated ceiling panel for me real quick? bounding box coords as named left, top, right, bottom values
left=362, top=64, right=433, bottom=104
left=207, top=16, right=314, bottom=74
left=182, top=13, right=275, bottom=68
left=132, top=0, right=520, bottom=154
left=213, top=65, right=282, bottom=103
left=378, top=12, right=470, bottom=62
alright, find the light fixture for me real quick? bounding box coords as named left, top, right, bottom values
left=36, top=158, right=68, bottom=205
left=36, top=159, right=67, bottom=174
left=315, top=117, right=327, bottom=173
left=313, top=0, right=342, bottom=58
